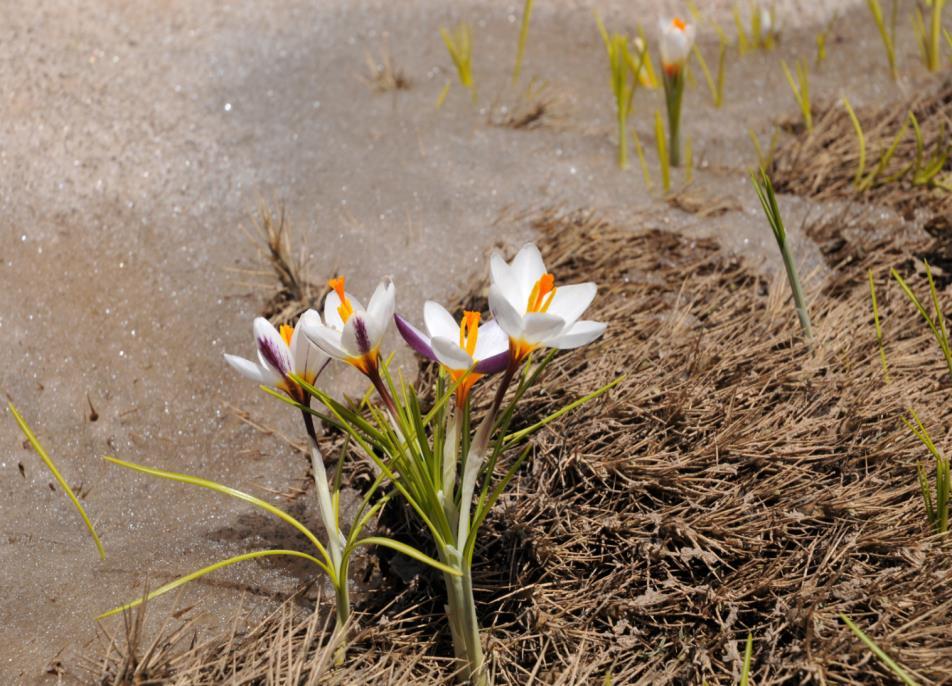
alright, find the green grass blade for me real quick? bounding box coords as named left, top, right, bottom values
left=839, top=613, right=920, bottom=685
left=631, top=127, right=654, bottom=191
left=98, top=549, right=325, bottom=619
left=512, top=0, right=534, bottom=84
left=504, top=376, right=623, bottom=445
left=655, top=109, right=670, bottom=192
left=868, top=270, right=891, bottom=382
left=843, top=97, right=867, bottom=186
left=9, top=402, right=106, bottom=560
left=102, top=456, right=332, bottom=576
left=740, top=633, right=753, bottom=686
left=356, top=536, right=461, bottom=576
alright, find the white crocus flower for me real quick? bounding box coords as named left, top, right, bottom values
left=488, top=244, right=606, bottom=363
left=395, top=302, right=510, bottom=405
left=659, top=16, right=696, bottom=76
left=302, top=276, right=395, bottom=377
left=224, top=310, right=328, bottom=402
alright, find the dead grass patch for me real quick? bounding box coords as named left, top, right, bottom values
left=90, top=208, right=952, bottom=684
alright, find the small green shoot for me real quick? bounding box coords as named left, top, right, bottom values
left=440, top=22, right=476, bottom=104
left=655, top=110, right=671, bottom=192
left=733, top=3, right=751, bottom=55
left=740, top=632, right=753, bottom=685
left=918, top=0, right=946, bottom=71
left=692, top=41, right=727, bottom=108
left=595, top=13, right=651, bottom=169
left=684, top=136, right=694, bottom=185
left=866, top=0, right=898, bottom=80
left=8, top=402, right=105, bottom=560
left=631, top=127, right=654, bottom=191
left=751, top=170, right=813, bottom=341
left=891, top=261, right=952, bottom=379
left=749, top=127, right=779, bottom=172
left=815, top=24, right=829, bottom=64
left=781, top=59, right=812, bottom=133
left=868, top=270, right=891, bottom=383
left=842, top=97, right=866, bottom=187
left=839, top=613, right=920, bottom=685
left=903, top=410, right=950, bottom=535
left=512, top=0, right=534, bottom=84
left=862, top=112, right=910, bottom=189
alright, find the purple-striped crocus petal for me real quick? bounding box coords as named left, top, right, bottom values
left=474, top=349, right=511, bottom=375
left=394, top=313, right=438, bottom=362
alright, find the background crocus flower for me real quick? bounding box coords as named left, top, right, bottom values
left=224, top=310, right=328, bottom=402
left=303, top=276, right=395, bottom=377
left=395, top=302, right=510, bottom=404
left=659, top=16, right=696, bottom=76
left=488, top=244, right=605, bottom=362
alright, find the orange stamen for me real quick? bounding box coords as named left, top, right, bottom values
left=279, top=324, right=294, bottom=347
left=526, top=273, right=556, bottom=313
left=459, top=311, right=481, bottom=357
left=328, top=276, right=354, bottom=323
left=673, top=16, right=686, bottom=30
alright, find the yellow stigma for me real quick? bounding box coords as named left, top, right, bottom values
left=459, top=311, right=481, bottom=357
left=328, top=276, right=354, bottom=323
left=673, top=16, right=686, bottom=30
left=279, top=324, right=294, bottom=347
left=526, top=273, right=556, bottom=313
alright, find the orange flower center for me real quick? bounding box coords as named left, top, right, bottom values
left=526, top=273, right=556, bottom=313
left=279, top=324, right=294, bottom=347
left=672, top=16, right=686, bottom=31
left=328, top=276, right=354, bottom=323
left=459, top=311, right=481, bottom=357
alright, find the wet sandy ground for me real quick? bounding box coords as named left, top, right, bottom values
left=0, top=0, right=937, bottom=681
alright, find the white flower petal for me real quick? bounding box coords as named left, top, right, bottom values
left=304, top=321, right=351, bottom=361
left=473, top=320, right=509, bottom=361
left=431, top=336, right=474, bottom=371
left=365, top=281, right=395, bottom=345
left=254, top=317, right=291, bottom=376
left=512, top=243, right=546, bottom=305
left=547, top=282, right=597, bottom=328
left=224, top=354, right=277, bottom=385
left=547, top=320, right=606, bottom=349
left=324, top=289, right=364, bottom=332
left=341, top=314, right=377, bottom=357
left=292, top=309, right=328, bottom=380
left=489, top=284, right=524, bottom=339
left=490, top=250, right=520, bottom=307
left=521, top=312, right=566, bottom=344
left=423, top=301, right=460, bottom=341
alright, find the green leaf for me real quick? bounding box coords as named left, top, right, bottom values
left=98, top=549, right=326, bottom=619
left=839, top=613, right=920, bottom=686
left=9, top=402, right=106, bottom=560
left=102, top=456, right=333, bottom=578
left=505, top=375, right=623, bottom=445
left=740, top=632, right=753, bottom=686
left=356, top=536, right=461, bottom=576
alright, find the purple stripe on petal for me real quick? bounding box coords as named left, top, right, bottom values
left=475, top=350, right=511, bottom=375
left=258, top=336, right=290, bottom=375
left=394, top=313, right=438, bottom=361
left=353, top=316, right=372, bottom=355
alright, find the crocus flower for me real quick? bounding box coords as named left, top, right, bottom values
left=395, top=302, right=510, bottom=405
left=303, top=276, right=395, bottom=377
left=631, top=37, right=658, bottom=88
left=659, top=17, right=696, bottom=76
left=488, top=244, right=605, bottom=363
left=224, top=310, right=328, bottom=403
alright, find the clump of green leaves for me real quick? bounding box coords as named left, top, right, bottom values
left=904, top=410, right=950, bottom=535
left=595, top=13, right=653, bottom=168
left=751, top=170, right=813, bottom=341
left=891, top=261, right=952, bottom=379
left=866, top=0, right=899, bottom=80
left=440, top=22, right=476, bottom=104
left=781, top=59, right=813, bottom=133
left=8, top=402, right=105, bottom=560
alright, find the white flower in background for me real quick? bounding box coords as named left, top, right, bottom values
left=488, top=244, right=606, bottom=363
left=659, top=16, right=696, bottom=76
left=224, top=310, right=328, bottom=402
left=395, top=302, right=510, bottom=404
left=631, top=37, right=657, bottom=88
left=303, top=276, right=395, bottom=377
left=758, top=2, right=780, bottom=42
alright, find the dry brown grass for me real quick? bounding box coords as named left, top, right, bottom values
left=89, top=208, right=952, bottom=684
left=487, top=80, right=570, bottom=131
left=769, top=78, right=951, bottom=235
left=360, top=48, right=412, bottom=93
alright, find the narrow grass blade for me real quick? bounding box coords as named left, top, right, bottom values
left=98, top=549, right=325, bottom=619
left=866, top=0, right=898, bottom=79
left=356, top=536, right=461, bottom=576
left=655, top=110, right=670, bottom=192
left=631, top=127, right=654, bottom=191
left=9, top=402, right=106, bottom=560
left=505, top=376, right=623, bottom=445
left=102, top=456, right=332, bottom=575
left=740, top=633, right=753, bottom=686
left=868, top=270, right=891, bottom=382
left=839, top=614, right=920, bottom=685
left=512, top=0, right=534, bottom=84
left=843, top=97, right=866, bottom=187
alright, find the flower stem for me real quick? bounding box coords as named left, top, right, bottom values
left=663, top=70, right=684, bottom=167
left=442, top=549, right=488, bottom=685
